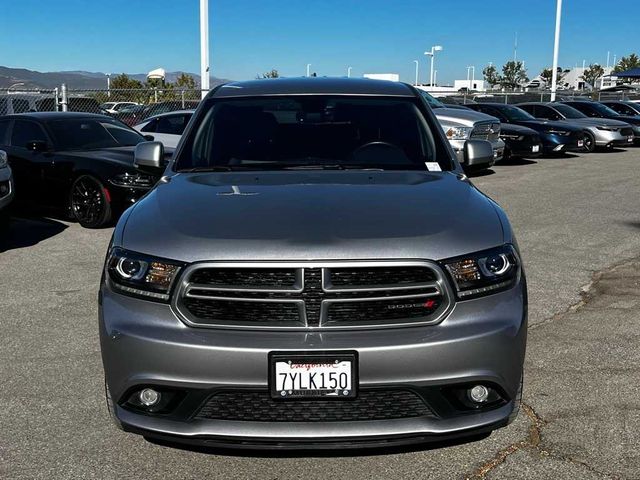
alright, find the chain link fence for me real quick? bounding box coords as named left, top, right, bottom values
left=0, top=87, right=206, bottom=126
left=438, top=89, right=640, bottom=105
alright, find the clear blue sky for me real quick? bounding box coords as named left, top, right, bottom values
left=1, top=0, right=638, bottom=84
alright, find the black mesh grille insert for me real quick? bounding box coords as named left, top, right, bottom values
left=620, top=127, right=634, bottom=137
left=189, top=268, right=298, bottom=289
left=325, top=296, right=442, bottom=327
left=328, top=266, right=436, bottom=287
left=195, top=390, right=434, bottom=422
left=182, top=298, right=303, bottom=326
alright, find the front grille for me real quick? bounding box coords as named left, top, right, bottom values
left=620, top=127, right=634, bottom=137
left=471, top=122, right=501, bottom=142
left=175, top=262, right=450, bottom=329
left=195, top=389, right=434, bottom=422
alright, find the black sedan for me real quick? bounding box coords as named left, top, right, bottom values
left=498, top=123, right=543, bottom=160
left=465, top=103, right=586, bottom=154
left=561, top=101, right=640, bottom=143
left=0, top=112, right=169, bottom=228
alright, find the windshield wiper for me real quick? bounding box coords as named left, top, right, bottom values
left=283, top=164, right=385, bottom=171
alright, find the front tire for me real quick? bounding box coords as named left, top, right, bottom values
left=583, top=132, right=596, bottom=153
left=69, top=175, right=112, bottom=228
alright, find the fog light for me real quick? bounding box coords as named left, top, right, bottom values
left=139, top=388, right=161, bottom=407
left=469, top=385, right=489, bottom=403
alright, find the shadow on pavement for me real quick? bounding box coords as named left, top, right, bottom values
left=0, top=215, right=68, bottom=253
left=466, top=168, right=496, bottom=178
left=498, top=158, right=538, bottom=166
left=144, top=432, right=491, bottom=458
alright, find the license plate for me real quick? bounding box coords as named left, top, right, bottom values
left=628, top=136, right=634, bottom=143
left=269, top=352, right=358, bottom=399
left=532, top=145, right=540, bottom=153
left=577, top=140, right=584, bottom=147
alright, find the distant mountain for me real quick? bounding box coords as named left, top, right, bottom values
left=0, top=66, right=230, bottom=90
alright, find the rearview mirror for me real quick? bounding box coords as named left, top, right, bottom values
left=26, top=141, right=49, bottom=152
left=464, top=139, right=494, bottom=167
left=134, top=141, right=165, bottom=171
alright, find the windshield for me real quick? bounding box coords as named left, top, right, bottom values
left=587, top=102, right=622, bottom=116
left=418, top=90, right=445, bottom=109
left=48, top=118, right=146, bottom=150
left=552, top=104, right=587, bottom=119
left=176, top=96, right=442, bottom=172
left=499, top=105, right=536, bottom=121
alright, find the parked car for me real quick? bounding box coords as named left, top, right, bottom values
left=517, top=102, right=634, bottom=151
left=100, top=77, right=527, bottom=450
left=0, top=94, right=54, bottom=115
left=0, top=149, right=14, bottom=225
left=561, top=101, right=640, bottom=144
left=600, top=100, right=640, bottom=117
left=100, top=102, right=139, bottom=115
left=498, top=123, right=543, bottom=160
left=0, top=112, right=169, bottom=228
left=465, top=103, right=586, bottom=154
left=143, top=100, right=199, bottom=120
left=114, top=104, right=147, bottom=126
left=133, top=110, right=193, bottom=148
left=418, top=89, right=503, bottom=169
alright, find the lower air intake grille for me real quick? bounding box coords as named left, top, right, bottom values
left=195, top=389, right=434, bottom=422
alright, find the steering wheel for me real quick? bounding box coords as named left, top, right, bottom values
left=350, top=141, right=408, bottom=164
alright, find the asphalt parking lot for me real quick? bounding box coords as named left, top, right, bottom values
left=1, top=148, right=639, bottom=479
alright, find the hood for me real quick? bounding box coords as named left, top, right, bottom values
left=609, top=115, right=640, bottom=126
left=120, top=171, right=505, bottom=263
left=61, top=146, right=174, bottom=167
left=514, top=119, right=583, bottom=132
left=498, top=123, right=539, bottom=136
left=558, top=118, right=632, bottom=128
left=434, top=108, right=499, bottom=127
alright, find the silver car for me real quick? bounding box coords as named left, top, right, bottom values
left=99, top=78, right=527, bottom=450
left=517, top=102, right=635, bottom=151
left=133, top=110, right=194, bottom=148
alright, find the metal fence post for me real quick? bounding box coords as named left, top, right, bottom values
left=54, top=87, right=59, bottom=112
left=181, top=90, right=185, bottom=109
left=61, top=84, right=68, bottom=112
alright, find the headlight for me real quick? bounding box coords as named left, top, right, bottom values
left=596, top=126, right=616, bottom=131
left=443, top=126, right=473, bottom=140
left=109, top=173, right=157, bottom=189
left=442, top=245, right=520, bottom=299
left=106, top=247, right=184, bottom=301
left=545, top=129, right=570, bottom=136
left=500, top=134, right=524, bottom=141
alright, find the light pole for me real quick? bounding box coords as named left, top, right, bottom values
left=347, top=66, right=352, bottom=78
left=106, top=73, right=111, bottom=98
left=306, top=64, right=312, bottom=77
left=433, top=70, right=438, bottom=86
left=550, top=0, right=562, bottom=101
left=413, top=60, right=419, bottom=85
left=200, top=0, right=210, bottom=99
left=467, top=66, right=475, bottom=89
left=424, top=45, right=443, bottom=86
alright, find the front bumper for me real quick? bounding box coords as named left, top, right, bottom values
left=100, top=278, right=527, bottom=448
left=592, top=128, right=634, bottom=147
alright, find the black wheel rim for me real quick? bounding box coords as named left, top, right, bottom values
left=71, top=178, right=104, bottom=225
left=585, top=135, right=594, bottom=151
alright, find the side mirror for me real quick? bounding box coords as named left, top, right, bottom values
left=27, top=141, right=49, bottom=152
left=134, top=141, right=166, bottom=171
left=464, top=139, right=494, bottom=167
left=143, top=134, right=155, bottom=141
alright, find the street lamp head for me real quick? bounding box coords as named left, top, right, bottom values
left=434, top=45, right=443, bottom=52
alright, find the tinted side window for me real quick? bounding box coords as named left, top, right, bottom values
left=0, top=120, right=10, bottom=144
left=12, top=99, right=31, bottom=114
left=141, top=118, right=158, bottom=133
left=11, top=120, right=48, bottom=148
left=539, top=106, right=560, bottom=120
left=156, top=114, right=189, bottom=135
left=518, top=104, right=536, bottom=116
left=612, top=104, right=634, bottom=115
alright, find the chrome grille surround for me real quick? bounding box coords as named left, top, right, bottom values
left=471, top=121, right=501, bottom=143
left=172, top=261, right=454, bottom=331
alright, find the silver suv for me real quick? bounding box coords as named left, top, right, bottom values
left=99, top=78, right=527, bottom=450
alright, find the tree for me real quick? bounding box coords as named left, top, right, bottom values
left=175, top=73, right=197, bottom=88
left=482, top=65, right=499, bottom=88
left=257, top=69, right=280, bottom=79
left=540, top=67, right=568, bottom=86
left=581, top=64, right=605, bottom=88
left=109, top=73, right=143, bottom=90
left=499, top=61, right=528, bottom=89
left=613, top=53, right=640, bottom=73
